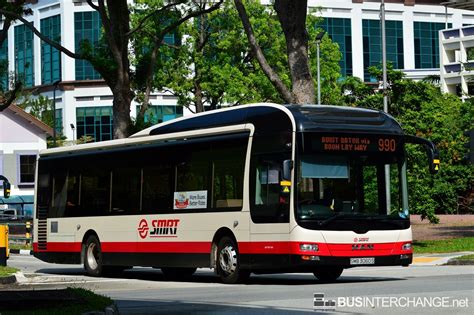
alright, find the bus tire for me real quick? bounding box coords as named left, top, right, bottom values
left=313, top=267, right=343, bottom=282
left=83, top=235, right=104, bottom=277
left=161, top=267, right=197, bottom=279
left=216, top=236, right=249, bottom=284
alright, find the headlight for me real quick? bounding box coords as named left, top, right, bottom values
left=402, top=243, right=412, bottom=251
left=300, top=244, right=319, bottom=252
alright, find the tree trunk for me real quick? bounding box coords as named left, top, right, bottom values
left=234, top=0, right=294, bottom=104
left=112, top=79, right=133, bottom=139
left=274, top=0, right=315, bottom=104
left=194, top=78, right=204, bottom=113
left=102, top=0, right=133, bottom=138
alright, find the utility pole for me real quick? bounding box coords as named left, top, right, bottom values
left=52, top=80, right=61, bottom=147
left=316, top=31, right=325, bottom=105
left=381, top=0, right=391, bottom=214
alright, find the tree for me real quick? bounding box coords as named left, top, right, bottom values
left=0, top=0, right=222, bottom=138
left=132, top=0, right=223, bottom=120
left=234, top=0, right=314, bottom=104
left=158, top=0, right=287, bottom=113
left=343, top=66, right=473, bottom=222
left=0, top=0, right=30, bottom=112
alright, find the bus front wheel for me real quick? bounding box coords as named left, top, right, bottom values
left=216, top=236, right=249, bottom=284
left=83, top=235, right=103, bottom=277
left=313, top=267, right=343, bottom=282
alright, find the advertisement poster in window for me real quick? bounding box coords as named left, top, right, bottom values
left=174, top=191, right=207, bottom=210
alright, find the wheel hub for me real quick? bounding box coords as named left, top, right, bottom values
left=86, top=243, right=99, bottom=270
left=219, top=245, right=237, bottom=274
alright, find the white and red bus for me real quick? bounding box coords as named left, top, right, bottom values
left=33, top=104, right=439, bottom=283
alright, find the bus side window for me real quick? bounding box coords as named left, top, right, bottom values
left=142, top=164, right=173, bottom=214
left=251, top=157, right=289, bottom=223
left=212, top=138, right=246, bottom=210
left=111, top=167, right=141, bottom=215
left=51, top=172, right=67, bottom=218
left=81, top=168, right=110, bottom=216
left=65, top=172, right=80, bottom=217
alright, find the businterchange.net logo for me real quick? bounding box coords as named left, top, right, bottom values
left=313, top=293, right=470, bottom=311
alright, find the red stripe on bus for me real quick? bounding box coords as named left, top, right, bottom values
left=101, top=242, right=212, bottom=253
left=33, top=242, right=212, bottom=253
left=33, top=241, right=411, bottom=256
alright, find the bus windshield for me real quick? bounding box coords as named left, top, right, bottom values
left=296, top=154, right=407, bottom=222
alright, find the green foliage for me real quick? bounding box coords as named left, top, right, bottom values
left=345, top=66, right=473, bottom=222
left=0, top=266, right=18, bottom=277
left=18, top=95, right=66, bottom=147
left=140, top=1, right=343, bottom=111
left=129, top=114, right=154, bottom=135
left=413, top=237, right=474, bottom=254
left=150, top=1, right=286, bottom=110
left=19, top=95, right=54, bottom=127
left=308, top=23, right=344, bottom=105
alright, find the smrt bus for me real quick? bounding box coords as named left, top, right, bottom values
left=33, top=104, right=439, bottom=284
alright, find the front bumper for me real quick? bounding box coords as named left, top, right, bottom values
left=291, top=253, right=412, bottom=268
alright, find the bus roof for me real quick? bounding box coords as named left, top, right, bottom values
left=41, top=103, right=402, bottom=157
left=132, top=103, right=402, bottom=138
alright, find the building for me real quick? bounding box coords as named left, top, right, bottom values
left=303, top=0, right=474, bottom=82
left=440, top=25, right=474, bottom=99
left=0, top=0, right=183, bottom=143
left=0, top=104, right=53, bottom=217
left=1, top=0, right=473, bottom=143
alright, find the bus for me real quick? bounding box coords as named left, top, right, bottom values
left=33, top=103, right=439, bottom=284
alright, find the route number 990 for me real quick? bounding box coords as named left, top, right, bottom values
left=378, top=138, right=396, bottom=152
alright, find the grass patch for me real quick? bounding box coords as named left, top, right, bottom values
left=9, top=243, right=32, bottom=251
left=1, top=288, right=114, bottom=315
left=413, top=237, right=474, bottom=254
left=0, top=266, right=18, bottom=277
left=453, top=254, right=474, bottom=260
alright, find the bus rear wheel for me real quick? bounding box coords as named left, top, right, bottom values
left=83, top=235, right=103, bottom=277
left=313, top=267, right=343, bottom=282
left=216, top=236, right=249, bottom=284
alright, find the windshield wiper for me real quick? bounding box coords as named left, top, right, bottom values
left=317, top=213, right=351, bottom=227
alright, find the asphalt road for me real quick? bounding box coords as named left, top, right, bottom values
left=5, top=255, right=474, bottom=314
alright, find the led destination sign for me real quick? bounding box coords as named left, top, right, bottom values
left=309, top=134, right=403, bottom=154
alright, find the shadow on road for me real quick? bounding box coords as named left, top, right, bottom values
left=112, top=299, right=344, bottom=314
left=35, top=267, right=405, bottom=286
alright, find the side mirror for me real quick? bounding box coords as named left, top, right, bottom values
left=282, top=159, right=293, bottom=181
left=404, top=135, right=440, bottom=174
left=3, top=181, right=10, bottom=198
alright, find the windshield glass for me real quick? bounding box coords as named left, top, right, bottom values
left=296, top=154, right=406, bottom=221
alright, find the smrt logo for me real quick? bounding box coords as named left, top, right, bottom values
left=151, top=219, right=180, bottom=237
left=138, top=219, right=149, bottom=239
left=138, top=219, right=180, bottom=239
left=354, top=237, right=369, bottom=242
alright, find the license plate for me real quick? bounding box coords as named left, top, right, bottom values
left=350, top=257, right=375, bottom=265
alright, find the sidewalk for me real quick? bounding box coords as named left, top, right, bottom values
left=412, top=251, right=474, bottom=266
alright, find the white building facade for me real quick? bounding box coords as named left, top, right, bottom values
left=0, top=105, right=52, bottom=216
left=1, top=0, right=473, bottom=142
left=440, top=25, right=474, bottom=98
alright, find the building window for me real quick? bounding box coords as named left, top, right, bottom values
left=14, top=24, right=34, bottom=87
left=18, top=154, right=37, bottom=184
left=41, top=15, right=61, bottom=85
left=363, top=19, right=404, bottom=82
left=76, top=106, right=113, bottom=142
left=318, top=17, right=352, bottom=77
left=74, top=11, right=102, bottom=80
left=136, top=105, right=183, bottom=124
left=55, top=108, right=63, bottom=135
left=414, top=22, right=450, bottom=69
left=0, top=38, right=8, bottom=91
